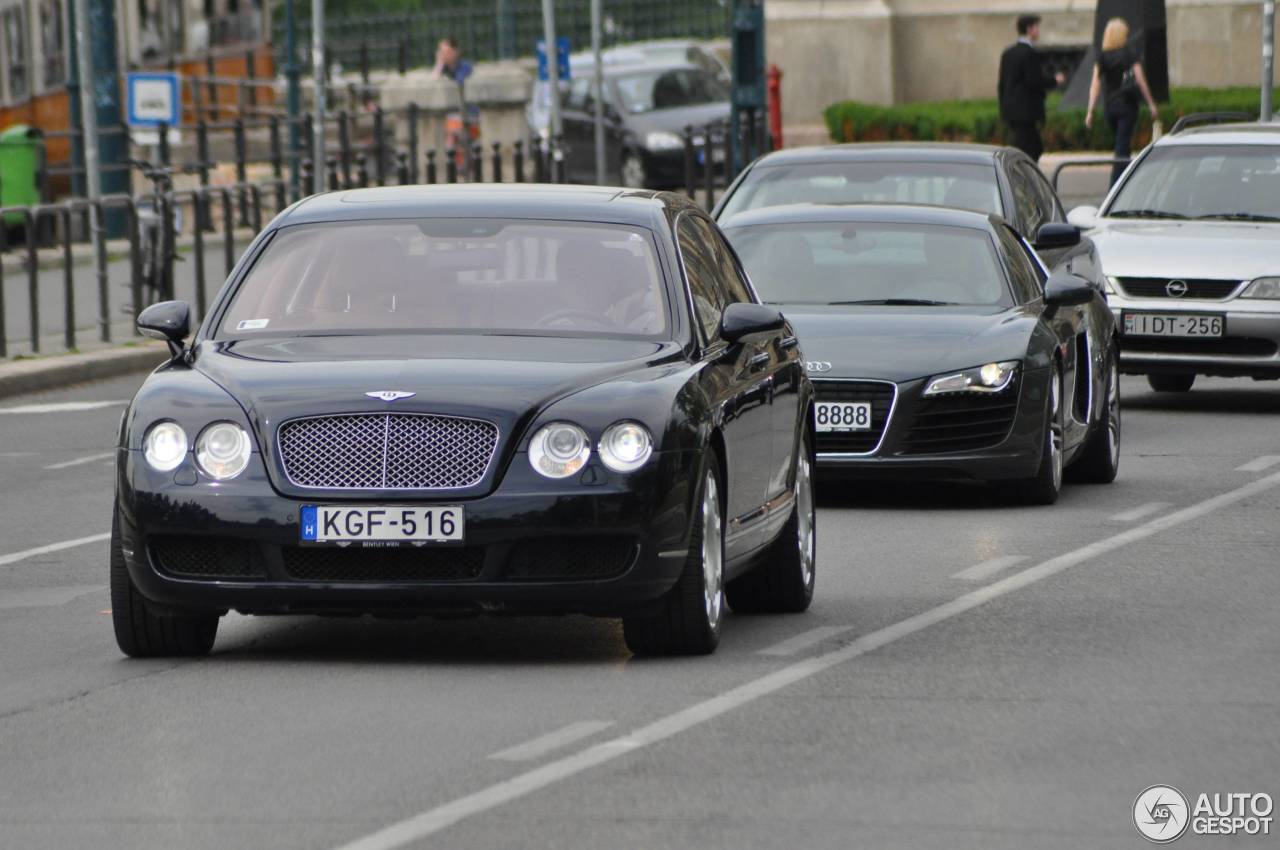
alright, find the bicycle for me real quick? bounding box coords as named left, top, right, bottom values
left=123, top=159, right=208, bottom=314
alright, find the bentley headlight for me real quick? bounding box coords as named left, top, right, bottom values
left=924, top=361, right=1019, bottom=395
left=529, top=422, right=591, bottom=479
left=143, top=422, right=188, bottom=472
left=195, top=422, right=252, bottom=480
left=1241, top=277, right=1280, bottom=299
left=645, top=130, right=684, bottom=151
left=599, top=421, right=653, bottom=472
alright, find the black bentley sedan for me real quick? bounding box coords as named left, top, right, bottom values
left=113, top=185, right=814, bottom=658
left=721, top=203, right=1121, bottom=504
left=713, top=142, right=1105, bottom=287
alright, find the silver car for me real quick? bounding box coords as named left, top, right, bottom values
left=1067, top=121, right=1280, bottom=392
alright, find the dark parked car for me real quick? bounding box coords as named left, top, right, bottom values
left=714, top=142, right=1106, bottom=288
left=721, top=203, right=1121, bottom=503
left=560, top=63, right=729, bottom=188
left=113, top=185, right=815, bottom=658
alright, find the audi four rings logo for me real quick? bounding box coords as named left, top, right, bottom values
left=1166, top=279, right=1189, bottom=297
left=805, top=361, right=833, bottom=373
left=365, top=391, right=416, bottom=402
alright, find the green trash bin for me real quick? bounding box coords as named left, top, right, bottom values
left=0, top=124, right=41, bottom=228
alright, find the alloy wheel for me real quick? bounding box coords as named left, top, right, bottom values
left=795, top=453, right=815, bottom=589
left=1050, top=369, right=1064, bottom=492
left=702, top=471, right=724, bottom=627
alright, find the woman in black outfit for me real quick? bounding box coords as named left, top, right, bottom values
left=1085, top=17, right=1161, bottom=186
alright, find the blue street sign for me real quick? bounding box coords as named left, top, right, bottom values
left=126, top=72, right=182, bottom=128
left=536, top=37, right=572, bottom=82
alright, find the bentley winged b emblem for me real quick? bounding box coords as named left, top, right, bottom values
left=365, top=390, right=416, bottom=402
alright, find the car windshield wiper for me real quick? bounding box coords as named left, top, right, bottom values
left=1196, top=212, right=1280, bottom=222
left=828, top=298, right=958, bottom=306
left=1106, top=209, right=1189, bottom=220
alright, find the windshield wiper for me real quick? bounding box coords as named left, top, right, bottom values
left=828, top=298, right=958, bottom=306
left=1107, top=209, right=1189, bottom=220
left=1196, top=212, right=1280, bottom=222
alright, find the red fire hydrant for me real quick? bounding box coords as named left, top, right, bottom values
left=767, top=64, right=784, bottom=150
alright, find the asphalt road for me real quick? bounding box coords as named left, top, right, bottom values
left=1, top=369, right=1277, bottom=849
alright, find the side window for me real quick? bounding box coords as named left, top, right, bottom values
left=707, top=226, right=756, bottom=305
left=677, top=215, right=728, bottom=343
left=1009, top=162, right=1047, bottom=234
left=1029, top=168, right=1065, bottom=222
left=994, top=226, right=1043, bottom=304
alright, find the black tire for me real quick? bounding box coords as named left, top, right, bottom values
left=726, top=430, right=815, bottom=614
left=1068, top=347, right=1121, bottom=484
left=1009, top=363, right=1064, bottom=506
left=110, top=513, right=218, bottom=658
left=623, top=458, right=724, bottom=656
left=1148, top=373, right=1195, bottom=393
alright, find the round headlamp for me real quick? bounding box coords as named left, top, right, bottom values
left=143, top=421, right=188, bottom=472
left=529, top=422, right=591, bottom=479
left=195, top=421, right=252, bottom=480
left=599, top=421, right=653, bottom=472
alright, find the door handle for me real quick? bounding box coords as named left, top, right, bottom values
left=748, top=352, right=771, bottom=370
left=780, top=335, right=799, bottom=350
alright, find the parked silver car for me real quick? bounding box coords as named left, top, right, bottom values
left=1067, top=121, right=1280, bottom=392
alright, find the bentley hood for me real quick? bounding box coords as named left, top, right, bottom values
left=780, top=304, right=1037, bottom=383
left=1088, top=220, right=1280, bottom=281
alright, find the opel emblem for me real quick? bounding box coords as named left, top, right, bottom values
left=1166, top=279, right=1188, bottom=297
left=805, top=361, right=833, bottom=373
left=365, top=390, right=416, bottom=402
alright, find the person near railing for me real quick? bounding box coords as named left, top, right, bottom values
left=433, top=36, right=479, bottom=171
left=1084, top=18, right=1161, bottom=187
left=997, top=14, right=1066, bottom=163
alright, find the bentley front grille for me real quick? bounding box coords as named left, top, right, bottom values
left=278, top=413, right=499, bottom=490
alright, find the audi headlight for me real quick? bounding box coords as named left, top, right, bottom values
left=645, top=130, right=684, bottom=151
left=599, top=421, right=653, bottom=472
left=1241, top=277, right=1280, bottom=299
left=195, top=421, right=252, bottom=480
left=143, top=422, right=188, bottom=472
left=1103, top=275, right=1119, bottom=295
left=924, top=361, right=1019, bottom=395
left=529, top=422, right=591, bottom=479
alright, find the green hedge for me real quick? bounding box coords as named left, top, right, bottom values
left=823, top=88, right=1263, bottom=150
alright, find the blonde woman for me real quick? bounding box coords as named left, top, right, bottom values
left=1086, top=17, right=1160, bottom=185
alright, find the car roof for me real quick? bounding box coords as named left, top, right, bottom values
left=278, top=185, right=695, bottom=227
left=719, top=202, right=999, bottom=231
left=745, top=142, right=1007, bottom=168
left=1156, top=122, right=1280, bottom=147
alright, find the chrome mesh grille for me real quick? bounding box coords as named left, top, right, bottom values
left=279, top=413, right=498, bottom=490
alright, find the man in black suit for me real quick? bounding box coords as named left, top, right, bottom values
left=998, top=15, right=1066, bottom=162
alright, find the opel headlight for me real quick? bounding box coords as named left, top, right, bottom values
left=1104, top=276, right=1119, bottom=295
left=195, top=421, right=252, bottom=480
left=1241, top=277, right=1280, bottom=299
left=143, top=422, right=188, bottom=472
left=924, top=361, right=1019, bottom=395
left=529, top=422, right=591, bottom=479
left=645, top=130, right=684, bottom=151
left=599, top=421, right=653, bottom=472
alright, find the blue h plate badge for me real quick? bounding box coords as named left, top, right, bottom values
left=300, top=505, right=319, bottom=541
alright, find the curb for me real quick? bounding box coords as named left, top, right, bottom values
left=0, top=343, right=169, bottom=402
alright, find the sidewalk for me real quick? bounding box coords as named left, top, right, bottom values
left=1, top=227, right=261, bottom=276
left=0, top=341, right=168, bottom=401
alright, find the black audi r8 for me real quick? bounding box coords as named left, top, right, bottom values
left=721, top=203, right=1121, bottom=504
left=113, top=185, right=815, bottom=658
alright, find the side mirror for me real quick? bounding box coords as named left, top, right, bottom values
left=1043, top=272, right=1095, bottom=308
left=1066, top=205, right=1099, bottom=230
left=1033, top=222, right=1081, bottom=250
left=137, top=300, right=191, bottom=357
left=719, top=302, right=785, bottom=344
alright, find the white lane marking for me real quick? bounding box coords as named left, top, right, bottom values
left=1110, top=502, right=1172, bottom=523
left=0, top=584, right=105, bottom=610
left=331, top=469, right=1280, bottom=850
left=950, top=555, right=1028, bottom=582
left=757, top=625, right=852, bottom=657
left=1238, top=455, right=1280, bottom=473
left=0, top=400, right=126, bottom=415
left=44, top=451, right=116, bottom=470
left=0, top=533, right=110, bottom=567
left=487, top=721, right=615, bottom=763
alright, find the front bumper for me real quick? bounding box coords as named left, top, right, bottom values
left=117, top=449, right=698, bottom=618
left=1108, top=296, right=1280, bottom=377
left=810, top=373, right=1047, bottom=482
